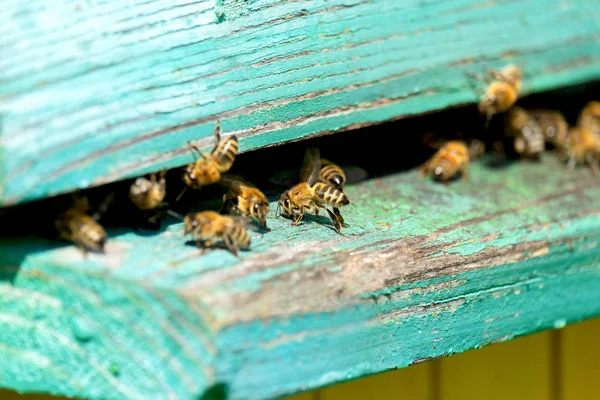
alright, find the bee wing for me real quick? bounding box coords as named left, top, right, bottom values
left=299, top=147, right=321, bottom=185
left=219, top=174, right=254, bottom=193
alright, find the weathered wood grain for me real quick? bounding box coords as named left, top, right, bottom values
left=2, top=0, right=600, bottom=205
left=1, top=155, right=600, bottom=399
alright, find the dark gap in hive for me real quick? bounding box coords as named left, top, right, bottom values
left=0, top=79, right=598, bottom=242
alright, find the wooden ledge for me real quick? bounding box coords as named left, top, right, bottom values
left=2, top=154, right=600, bottom=399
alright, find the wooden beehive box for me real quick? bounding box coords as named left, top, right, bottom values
left=2, top=0, right=600, bottom=399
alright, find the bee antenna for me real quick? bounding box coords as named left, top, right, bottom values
left=484, top=113, right=492, bottom=129
left=166, top=209, right=185, bottom=221
left=175, top=187, right=188, bottom=202
left=275, top=203, right=281, bottom=218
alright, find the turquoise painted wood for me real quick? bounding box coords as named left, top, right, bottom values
left=2, top=154, right=600, bottom=399
left=2, top=0, right=600, bottom=206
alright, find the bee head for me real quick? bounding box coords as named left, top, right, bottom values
left=253, top=202, right=270, bottom=229
left=278, top=192, right=292, bottom=218
left=432, top=164, right=452, bottom=182
left=183, top=215, right=200, bottom=235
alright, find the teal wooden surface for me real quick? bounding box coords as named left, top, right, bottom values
left=2, top=0, right=600, bottom=206
left=1, top=154, right=600, bottom=399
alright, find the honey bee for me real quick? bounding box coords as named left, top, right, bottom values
left=577, top=101, right=600, bottom=135
left=184, top=122, right=238, bottom=189
left=129, top=170, right=167, bottom=210
left=504, top=107, right=545, bottom=158
left=320, top=158, right=346, bottom=190
left=219, top=174, right=270, bottom=229
left=277, top=148, right=350, bottom=234
left=183, top=211, right=250, bottom=256
left=419, top=140, right=469, bottom=182
left=528, top=109, right=568, bottom=148
left=55, top=196, right=107, bottom=254
left=562, top=125, right=600, bottom=174
left=473, top=64, right=522, bottom=122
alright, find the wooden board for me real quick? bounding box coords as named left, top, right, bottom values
left=2, top=0, right=600, bottom=206
left=2, top=154, right=600, bottom=399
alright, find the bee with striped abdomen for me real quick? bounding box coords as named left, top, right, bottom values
left=562, top=125, right=600, bottom=175
left=277, top=148, right=350, bottom=234
left=420, top=140, right=470, bottom=182
left=55, top=196, right=107, bottom=254
left=504, top=107, right=545, bottom=159
left=528, top=109, right=568, bottom=148
left=129, top=170, right=167, bottom=210
left=320, top=158, right=346, bottom=190
left=219, top=174, right=270, bottom=229
left=183, top=211, right=250, bottom=256
left=470, top=64, right=522, bottom=123
left=184, top=122, right=238, bottom=189
left=577, top=101, right=600, bottom=136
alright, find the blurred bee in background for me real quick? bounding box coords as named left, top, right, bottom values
left=504, top=107, right=545, bottom=159
left=219, top=174, right=270, bottom=229
left=468, top=64, right=522, bottom=124
left=577, top=101, right=600, bottom=135
left=129, top=170, right=167, bottom=210
left=277, top=148, right=350, bottom=234
left=420, top=140, right=470, bottom=182
left=320, top=159, right=346, bottom=191
left=183, top=122, right=238, bottom=190
left=528, top=109, right=569, bottom=148
left=183, top=211, right=250, bottom=256
left=562, top=125, right=600, bottom=174
left=55, top=196, right=108, bottom=255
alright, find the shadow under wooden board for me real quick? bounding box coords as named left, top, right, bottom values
left=2, top=152, right=600, bottom=399
left=2, top=0, right=600, bottom=206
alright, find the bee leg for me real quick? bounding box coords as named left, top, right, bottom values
left=187, top=141, right=207, bottom=161
left=460, top=165, right=469, bottom=181
left=223, top=235, right=239, bottom=257
left=333, top=207, right=349, bottom=227
left=418, top=162, right=429, bottom=176
left=325, top=208, right=343, bottom=235
left=315, top=208, right=319, bottom=216
left=214, top=121, right=222, bottom=143
left=292, top=210, right=304, bottom=226
left=585, top=153, right=599, bottom=176
left=567, top=156, right=577, bottom=170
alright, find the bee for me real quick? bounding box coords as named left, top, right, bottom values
left=320, top=158, right=346, bottom=190
left=528, top=109, right=569, bottom=148
left=577, top=101, right=600, bottom=135
left=562, top=125, right=600, bottom=174
left=55, top=196, right=107, bottom=254
left=277, top=148, right=350, bottom=234
left=419, top=140, right=469, bottom=182
left=183, top=211, right=250, bottom=256
left=219, top=174, right=270, bottom=229
left=184, top=122, right=238, bottom=189
left=129, top=170, right=167, bottom=210
left=504, top=107, right=545, bottom=158
left=472, top=64, right=522, bottom=122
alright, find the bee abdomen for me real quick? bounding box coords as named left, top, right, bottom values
left=320, top=165, right=346, bottom=188
left=214, top=136, right=239, bottom=172
left=312, top=182, right=350, bottom=207
left=229, top=224, right=250, bottom=248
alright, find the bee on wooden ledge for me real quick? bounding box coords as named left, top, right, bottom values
left=277, top=148, right=350, bottom=235
left=183, top=211, right=251, bottom=256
